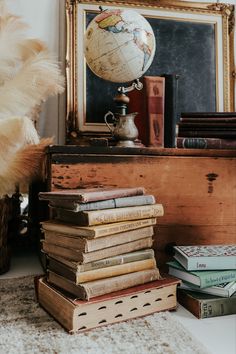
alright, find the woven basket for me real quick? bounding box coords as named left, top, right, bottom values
left=0, top=196, right=12, bottom=274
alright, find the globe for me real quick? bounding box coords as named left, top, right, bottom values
left=84, top=8, right=156, bottom=83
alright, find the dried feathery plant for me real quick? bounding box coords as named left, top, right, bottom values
left=0, top=1, right=64, bottom=197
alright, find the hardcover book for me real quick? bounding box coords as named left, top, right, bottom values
left=47, top=248, right=156, bottom=272
left=42, top=226, right=154, bottom=252
left=42, top=237, right=154, bottom=263
left=128, top=76, right=165, bottom=147
left=173, top=245, right=236, bottom=271
left=36, top=276, right=180, bottom=333
left=41, top=218, right=157, bottom=239
left=54, top=203, right=164, bottom=226
left=39, top=187, right=146, bottom=203
left=49, top=194, right=156, bottom=212
left=179, top=280, right=236, bottom=298
left=177, top=288, right=236, bottom=319
left=48, top=257, right=157, bottom=284
left=176, top=137, right=236, bottom=150
left=47, top=268, right=161, bottom=300
left=167, top=260, right=236, bottom=288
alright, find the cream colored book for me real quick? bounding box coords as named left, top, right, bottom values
left=42, top=237, right=153, bottom=263
left=43, top=226, right=154, bottom=252
left=54, top=203, right=164, bottom=226
left=47, top=248, right=156, bottom=272
left=48, top=257, right=157, bottom=284
left=41, top=218, right=157, bottom=239
left=37, top=276, right=180, bottom=333
left=47, top=268, right=161, bottom=300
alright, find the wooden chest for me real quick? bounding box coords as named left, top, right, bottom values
left=41, top=145, right=236, bottom=268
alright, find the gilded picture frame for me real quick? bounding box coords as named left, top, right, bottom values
left=65, top=0, right=235, bottom=141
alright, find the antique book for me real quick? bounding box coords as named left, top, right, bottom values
left=177, top=121, right=236, bottom=128
left=41, top=218, right=157, bottom=239
left=173, top=245, right=236, bottom=271
left=179, top=280, right=236, bottom=297
left=49, top=194, right=156, bottom=212
left=161, top=74, right=180, bottom=148
left=47, top=268, right=161, bottom=300
left=42, top=226, right=154, bottom=252
left=167, top=260, right=236, bottom=288
left=48, top=257, right=157, bottom=284
left=181, top=112, right=236, bottom=118
left=179, top=117, right=236, bottom=123
left=42, top=237, right=153, bottom=263
left=177, top=129, right=236, bottom=139
left=36, top=276, right=180, bottom=333
left=47, top=248, right=156, bottom=272
left=176, top=137, right=236, bottom=149
left=177, top=288, right=236, bottom=319
left=144, top=76, right=165, bottom=147
left=128, top=76, right=165, bottom=147
left=39, top=187, right=146, bottom=203
left=54, top=203, right=164, bottom=226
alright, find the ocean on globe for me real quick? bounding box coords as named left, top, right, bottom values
left=84, top=8, right=156, bottom=83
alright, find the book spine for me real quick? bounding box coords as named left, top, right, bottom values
left=95, top=218, right=157, bottom=237
left=85, top=226, right=154, bottom=252
left=83, top=268, right=160, bottom=299
left=83, top=237, right=154, bottom=263
left=85, top=204, right=164, bottom=226
left=79, top=187, right=146, bottom=203
left=76, top=259, right=157, bottom=283
left=199, top=271, right=236, bottom=288
left=180, top=117, right=236, bottom=123
left=181, top=112, right=236, bottom=118
left=162, top=74, right=180, bottom=147
left=176, top=137, right=236, bottom=149
left=177, top=130, right=236, bottom=138
left=188, top=257, right=236, bottom=271
left=144, top=76, right=165, bottom=147
left=178, top=122, right=236, bottom=128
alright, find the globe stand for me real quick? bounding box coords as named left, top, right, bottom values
left=104, top=79, right=143, bottom=147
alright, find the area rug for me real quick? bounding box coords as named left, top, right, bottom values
left=0, top=275, right=209, bottom=354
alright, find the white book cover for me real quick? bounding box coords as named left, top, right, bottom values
left=173, top=245, right=236, bottom=271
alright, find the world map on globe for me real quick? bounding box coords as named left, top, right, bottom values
left=84, top=9, right=156, bottom=83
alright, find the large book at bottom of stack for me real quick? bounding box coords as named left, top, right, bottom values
left=36, top=276, right=180, bottom=333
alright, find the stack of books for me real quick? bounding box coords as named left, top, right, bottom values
left=36, top=186, right=180, bottom=332
left=167, top=244, right=236, bottom=318
left=176, top=112, right=236, bottom=149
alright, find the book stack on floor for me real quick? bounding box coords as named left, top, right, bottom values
left=176, top=112, right=236, bottom=149
left=167, top=244, right=236, bottom=319
left=36, top=186, right=180, bottom=333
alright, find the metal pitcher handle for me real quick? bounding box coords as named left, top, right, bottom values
left=104, top=111, right=115, bottom=133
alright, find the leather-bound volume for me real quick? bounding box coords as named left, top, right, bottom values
left=128, top=76, right=165, bottom=147
left=161, top=74, right=180, bottom=147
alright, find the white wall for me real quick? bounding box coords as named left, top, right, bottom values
left=4, top=0, right=236, bottom=143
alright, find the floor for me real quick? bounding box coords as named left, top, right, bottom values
left=0, top=251, right=235, bottom=354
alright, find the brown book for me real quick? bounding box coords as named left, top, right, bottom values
left=48, top=258, right=157, bottom=283
left=177, top=288, right=236, bottom=319
left=54, top=203, right=164, bottom=226
left=36, top=276, right=180, bottom=333
left=42, top=237, right=154, bottom=263
left=176, top=137, right=236, bottom=149
left=41, top=218, right=157, bottom=239
left=47, top=248, right=156, bottom=272
left=47, top=268, right=161, bottom=300
left=128, top=76, right=165, bottom=147
left=43, top=226, right=154, bottom=252
left=39, top=187, right=146, bottom=203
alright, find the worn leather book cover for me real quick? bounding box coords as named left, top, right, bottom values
left=177, top=288, right=236, bottom=319
left=37, top=276, right=180, bottom=333
left=42, top=237, right=154, bottom=263
left=43, top=226, right=154, bottom=252
left=128, top=76, right=165, bottom=147
left=41, top=218, right=157, bottom=239
left=47, top=268, right=161, bottom=300
left=54, top=203, right=164, bottom=227
left=47, top=248, right=156, bottom=272
left=176, top=137, right=236, bottom=149
left=48, top=257, right=157, bottom=284
left=39, top=187, right=146, bottom=203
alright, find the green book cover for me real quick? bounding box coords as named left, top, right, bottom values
left=167, top=260, right=236, bottom=288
